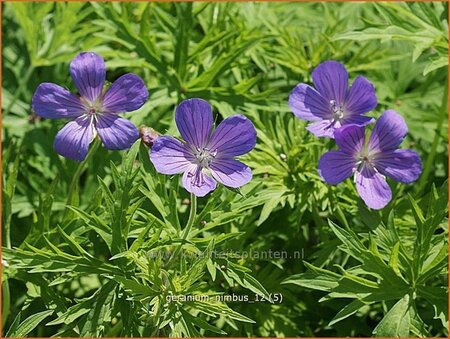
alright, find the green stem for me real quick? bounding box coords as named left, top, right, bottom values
left=1, top=227, right=11, bottom=335
left=417, top=79, right=448, bottom=194
left=181, top=193, right=197, bottom=240
left=64, top=139, right=100, bottom=219
left=5, top=224, right=11, bottom=250
left=2, top=218, right=11, bottom=329
left=2, top=282, right=10, bottom=329
left=168, top=193, right=197, bottom=265
left=3, top=224, right=11, bottom=329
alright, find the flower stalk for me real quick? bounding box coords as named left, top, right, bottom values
left=168, top=193, right=197, bottom=266
left=2, top=282, right=10, bottom=328
left=181, top=193, right=197, bottom=241
left=64, top=138, right=100, bottom=220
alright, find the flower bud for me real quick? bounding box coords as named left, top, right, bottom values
left=139, top=126, right=160, bottom=147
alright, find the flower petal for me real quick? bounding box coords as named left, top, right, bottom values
left=150, top=136, right=194, bottom=175
left=369, top=110, right=408, bottom=152
left=54, top=116, right=94, bottom=161
left=318, top=151, right=356, bottom=185
left=175, top=98, right=213, bottom=149
left=208, top=115, right=257, bottom=157
left=32, top=83, right=86, bottom=119
left=103, top=74, right=149, bottom=113
left=209, top=158, right=252, bottom=188
left=305, top=120, right=336, bottom=138
left=182, top=164, right=217, bottom=197
left=355, top=166, right=392, bottom=210
left=312, top=60, right=348, bottom=104
left=289, top=83, right=331, bottom=121
left=375, top=149, right=422, bottom=183
left=334, top=124, right=365, bottom=155
left=345, top=76, right=377, bottom=116
left=341, top=114, right=374, bottom=127
left=96, top=114, right=139, bottom=150
left=70, top=52, right=105, bottom=103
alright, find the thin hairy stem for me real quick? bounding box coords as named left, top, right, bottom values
left=167, top=193, right=197, bottom=266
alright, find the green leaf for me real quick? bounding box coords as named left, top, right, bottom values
left=66, top=206, right=112, bottom=251
left=417, top=286, right=448, bottom=331
left=46, top=304, right=91, bottom=326
left=186, top=34, right=265, bottom=89
left=7, top=310, right=53, bottom=338
left=173, top=2, right=192, bottom=80
left=206, top=258, right=217, bottom=281
left=4, top=311, right=21, bottom=338
left=57, top=225, right=93, bottom=259
left=226, top=262, right=271, bottom=300
left=282, top=262, right=340, bottom=292
left=329, top=221, right=407, bottom=288
left=79, top=281, right=117, bottom=337
left=388, top=242, right=401, bottom=276
left=373, top=295, right=410, bottom=337
left=191, top=300, right=255, bottom=324
left=180, top=309, right=227, bottom=335
left=329, top=299, right=367, bottom=326
left=257, top=190, right=286, bottom=225
left=113, top=276, right=157, bottom=299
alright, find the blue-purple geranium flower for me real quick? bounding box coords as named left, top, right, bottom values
left=318, top=110, right=422, bottom=209
left=289, top=60, right=377, bottom=138
left=32, top=52, right=149, bottom=161
left=150, top=98, right=257, bottom=197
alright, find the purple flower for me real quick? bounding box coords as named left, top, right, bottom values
left=150, top=98, right=256, bottom=197
left=318, top=110, right=422, bottom=209
left=32, top=52, right=149, bottom=161
left=289, top=60, right=377, bottom=138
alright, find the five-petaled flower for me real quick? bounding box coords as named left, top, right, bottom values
left=32, top=54, right=420, bottom=209
left=150, top=98, right=257, bottom=197
left=32, top=52, right=149, bottom=161
left=289, top=60, right=377, bottom=138
left=318, top=110, right=422, bottom=209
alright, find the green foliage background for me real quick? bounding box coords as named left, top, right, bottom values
left=2, top=2, right=448, bottom=337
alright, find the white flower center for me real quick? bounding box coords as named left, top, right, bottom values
left=194, top=147, right=217, bottom=168
left=87, top=108, right=98, bottom=115
left=330, top=100, right=345, bottom=121
left=81, top=97, right=104, bottom=117
left=355, top=148, right=377, bottom=172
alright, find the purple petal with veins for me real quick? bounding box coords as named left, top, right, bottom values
left=317, top=110, right=422, bottom=209
left=149, top=98, right=257, bottom=197
left=31, top=51, right=149, bottom=161
left=289, top=60, right=377, bottom=138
